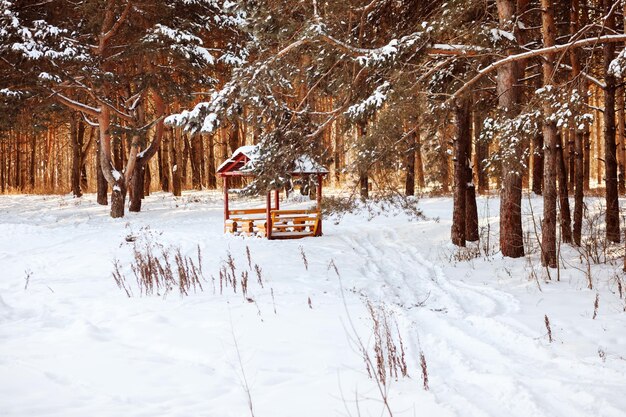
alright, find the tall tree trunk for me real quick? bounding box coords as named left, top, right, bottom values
left=532, top=132, right=544, bottom=195
left=473, top=110, right=489, bottom=194
left=568, top=128, right=576, bottom=188
left=557, top=133, right=572, bottom=243
left=620, top=86, right=626, bottom=195
left=207, top=133, right=217, bottom=189
left=439, top=127, right=450, bottom=193
left=358, top=122, right=369, bottom=199
left=541, top=0, right=558, bottom=268
left=144, top=163, right=151, bottom=197
left=574, top=128, right=584, bottom=246
left=405, top=129, right=416, bottom=197
left=334, top=120, right=342, bottom=185
left=191, top=134, right=203, bottom=190
left=604, top=0, right=620, bottom=243
left=80, top=127, right=90, bottom=193
left=171, top=128, right=182, bottom=197
left=70, top=115, right=84, bottom=197
left=28, top=132, right=36, bottom=191
left=584, top=126, right=591, bottom=191
left=452, top=97, right=471, bottom=246
left=96, top=135, right=108, bottom=205
left=129, top=164, right=145, bottom=212
left=182, top=133, right=190, bottom=186
left=497, top=0, right=524, bottom=258
left=570, top=0, right=585, bottom=247
left=617, top=86, right=625, bottom=194
left=0, top=140, right=5, bottom=193
left=415, top=133, right=425, bottom=190
left=159, top=132, right=171, bottom=192
left=466, top=112, right=479, bottom=242
left=18, top=131, right=27, bottom=191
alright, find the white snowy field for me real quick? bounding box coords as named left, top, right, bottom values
left=1, top=191, right=625, bottom=417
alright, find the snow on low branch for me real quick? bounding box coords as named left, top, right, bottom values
left=312, top=21, right=434, bottom=67
left=345, top=82, right=391, bottom=120
left=609, top=48, right=626, bottom=78
left=143, top=24, right=215, bottom=66
left=165, top=83, right=236, bottom=133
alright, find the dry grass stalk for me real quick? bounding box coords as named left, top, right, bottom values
left=113, top=237, right=204, bottom=298
left=254, top=264, right=264, bottom=288
left=241, top=271, right=249, bottom=298
left=365, top=301, right=409, bottom=388
left=420, top=351, right=429, bottom=391
left=246, top=245, right=252, bottom=270
left=271, top=288, right=277, bottom=314
left=593, top=293, right=599, bottom=320
left=544, top=314, right=553, bottom=343
left=299, top=245, right=308, bottom=270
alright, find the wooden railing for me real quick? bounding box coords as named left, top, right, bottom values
left=225, top=208, right=267, bottom=236
left=224, top=208, right=321, bottom=239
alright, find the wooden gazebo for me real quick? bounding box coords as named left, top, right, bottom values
left=217, top=146, right=328, bottom=239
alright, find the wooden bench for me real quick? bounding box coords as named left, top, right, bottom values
left=270, top=209, right=320, bottom=239
left=225, top=208, right=268, bottom=237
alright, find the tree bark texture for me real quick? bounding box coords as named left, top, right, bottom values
left=604, top=0, right=620, bottom=243
left=497, top=0, right=524, bottom=258
left=540, top=0, right=558, bottom=268
left=557, top=133, right=572, bottom=244
left=452, top=98, right=470, bottom=246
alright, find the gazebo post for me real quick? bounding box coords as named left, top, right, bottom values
left=274, top=188, right=280, bottom=210
left=223, top=175, right=229, bottom=221
left=266, top=191, right=272, bottom=239
left=316, top=173, right=323, bottom=236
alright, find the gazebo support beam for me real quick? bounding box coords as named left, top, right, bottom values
left=266, top=191, right=272, bottom=239
left=223, top=176, right=229, bottom=221
left=274, top=189, right=280, bottom=210
left=317, top=174, right=323, bottom=236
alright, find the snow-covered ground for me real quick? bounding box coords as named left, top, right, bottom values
left=1, top=191, right=625, bottom=417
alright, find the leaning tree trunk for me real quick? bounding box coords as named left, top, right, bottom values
left=557, top=133, right=572, bottom=243
left=497, top=0, right=525, bottom=258
left=129, top=95, right=165, bottom=212
left=451, top=98, right=470, bottom=247
left=540, top=0, right=558, bottom=268
left=604, top=0, right=620, bottom=243
left=96, top=135, right=108, bottom=205
left=98, top=107, right=126, bottom=218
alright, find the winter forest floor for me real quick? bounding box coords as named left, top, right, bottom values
left=1, top=191, right=625, bottom=417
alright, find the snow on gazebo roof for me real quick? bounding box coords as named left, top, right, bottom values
left=217, top=145, right=329, bottom=175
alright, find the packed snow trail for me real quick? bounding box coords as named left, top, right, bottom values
left=339, top=224, right=626, bottom=417
left=0, top=192, right=625, bottom=417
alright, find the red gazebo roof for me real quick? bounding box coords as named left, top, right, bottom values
left=217, top=145, right=329, bottom=176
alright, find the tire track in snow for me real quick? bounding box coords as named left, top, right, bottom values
left=340, top=225, right=625, bottom=417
